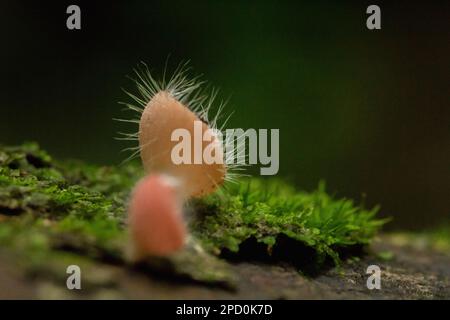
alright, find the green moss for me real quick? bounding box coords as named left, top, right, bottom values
left=0, top=142, right=387, bottom=285
left=191, top=179, right=388, bottom=265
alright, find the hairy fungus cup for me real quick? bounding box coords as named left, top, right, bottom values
left=121, top=62, right=239, bottom=259
left=139, top=91, right=226, bottom=198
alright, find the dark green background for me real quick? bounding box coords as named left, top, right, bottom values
left=1, top=0, right=449, bottom=229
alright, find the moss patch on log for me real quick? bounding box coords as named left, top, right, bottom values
left=0, top=142, right=387, bottom=286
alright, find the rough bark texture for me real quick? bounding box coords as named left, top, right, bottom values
left=0, top=235, right=448, bottom=299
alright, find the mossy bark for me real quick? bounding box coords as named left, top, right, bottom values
left=0, top=143, right=448, bottom=299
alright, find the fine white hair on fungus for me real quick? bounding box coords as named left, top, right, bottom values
left=116, top=61, right=248, bottom=198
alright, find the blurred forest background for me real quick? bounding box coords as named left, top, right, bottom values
left=0, top=0, right=448, bottom=230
